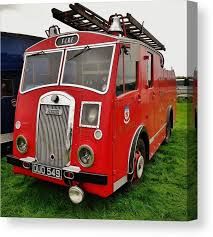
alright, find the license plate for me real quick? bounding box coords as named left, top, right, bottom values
left=32, top=163, right=62, bottom=179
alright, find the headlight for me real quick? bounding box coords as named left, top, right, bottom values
left=16, top=135, right=28, bottom=154
left=80, top=102, right=101, bottom=128
left=78, top=145, right=94, bottom=167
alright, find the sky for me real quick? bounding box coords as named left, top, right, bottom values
left=0, top=0, right=189, bottom=76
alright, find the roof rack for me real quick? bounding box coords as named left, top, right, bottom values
left=51, top=3, right=166, bottom=51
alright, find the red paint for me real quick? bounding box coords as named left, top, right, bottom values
left=12, top=31, right=176, bottom=198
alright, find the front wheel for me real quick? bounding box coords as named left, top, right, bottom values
left=135, top=153, right=145, bottom=179
left=128, top=138, right=146, bottom=183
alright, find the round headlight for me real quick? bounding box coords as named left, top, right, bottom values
left=78, top=145, right=94, bottom=167
left=87, top=108, right=98, bottom=124
left=16, top=135, right=28, bottom=154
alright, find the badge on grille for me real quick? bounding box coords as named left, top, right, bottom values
left=46, top=108, right=62, bottom=116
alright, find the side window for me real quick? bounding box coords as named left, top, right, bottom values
left=125, top=53, right=136, bottom=92
left=116, top=45, right=137, bottom=96
left=1, top=79, right=14, bottom=97
left=146, top=52, right=153, bottom=87
left=116, top=51, right=124, bottom=96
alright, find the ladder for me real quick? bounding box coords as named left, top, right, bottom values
left=52, top=3, right=166, bottom=51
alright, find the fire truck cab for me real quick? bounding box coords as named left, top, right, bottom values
left=7, top=4, right=176, bottom=204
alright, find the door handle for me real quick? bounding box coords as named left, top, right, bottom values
left=137, top=94, right=142, bottom=102
left=151, top=91, right=156, bottom=100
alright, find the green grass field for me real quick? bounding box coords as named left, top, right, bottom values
left=0, top=102, right=197, bottom=220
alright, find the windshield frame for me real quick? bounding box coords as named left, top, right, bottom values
left=60, top=43, right=116, bottom=95
left=20, top=48, right=64, bottom=94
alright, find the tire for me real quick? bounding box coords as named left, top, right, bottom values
left=164, top=119, right=172, bottom=144
left=136, top=138, right=146, bottom=161
left=128, top=138, right=146, bottom=182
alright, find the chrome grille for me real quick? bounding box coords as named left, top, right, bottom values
left=36, top=104, right=70, bottom=168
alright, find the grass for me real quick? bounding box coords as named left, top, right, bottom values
left=0, top=102, right=197, bottom=220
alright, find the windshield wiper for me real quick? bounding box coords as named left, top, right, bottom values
left=28, top=51, right=46, bottom=57
left=67, top=46, right=91, bottom=62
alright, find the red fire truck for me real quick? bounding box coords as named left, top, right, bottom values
left=6, top=3, right=176, bottom=204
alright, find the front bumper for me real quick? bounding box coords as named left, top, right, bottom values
left=6, top=155, right=107, bottom=185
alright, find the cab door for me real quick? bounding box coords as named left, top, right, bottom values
left=145, top=51, right=161, bottom=153
left=113, top=44, right=141, bottom=182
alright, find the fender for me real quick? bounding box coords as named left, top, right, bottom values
left=127, top=124, right=148, bottom=175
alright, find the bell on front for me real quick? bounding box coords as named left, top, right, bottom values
left=45, top=25, right=60, bottom=37
left=108, top=15, right=123, bottom=34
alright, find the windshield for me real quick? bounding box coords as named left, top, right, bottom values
left=21, top=51, right=62, bottom=92
left=62, top=45, right=114, bottom=93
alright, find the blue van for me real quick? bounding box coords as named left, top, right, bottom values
left=1, top=32, right=43, bottom=155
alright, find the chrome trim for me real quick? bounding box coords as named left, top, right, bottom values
left=113, top=175, right=127, bottom=192
left=149, top=123, right=167, bottom=144
left=16, top=135, right=28, bottom=154
left=63, top=165, right=81, bottom=173
left=20, top=48, right=65, bottom=94
left=60, top=44, right=116, bottom=95
left=77, top=145, right=94, bottom=168
left=63, top=171, right=75, bottom=180
left=20, top=157, right=36, bottom=163
left=22, top=162, right=31, bottom=169
left=55, top=33, right=79, bottom=48
left=36, top=91, right=75, bottom=167
left=94, top=129, right=103, bottom=140
left=79, top=101, right=102, bottom=129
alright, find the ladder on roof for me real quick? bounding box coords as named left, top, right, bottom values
left=51, top=3, right=166, bottom=51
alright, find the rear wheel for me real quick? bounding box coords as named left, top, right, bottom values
left=164, top=119, right=172, bottom=144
